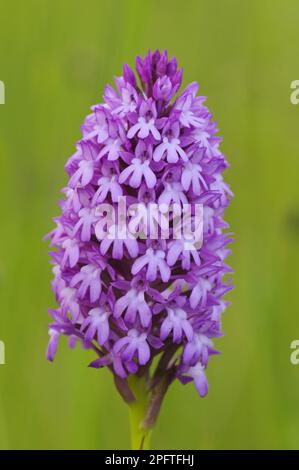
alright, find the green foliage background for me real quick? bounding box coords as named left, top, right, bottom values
left=0, top=0, right=299, bottom=449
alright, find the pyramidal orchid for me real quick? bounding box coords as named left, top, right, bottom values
left=45, top=50, right=233, bottom=449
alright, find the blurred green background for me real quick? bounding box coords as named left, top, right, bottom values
left=1, top=0, right=299, bottom=450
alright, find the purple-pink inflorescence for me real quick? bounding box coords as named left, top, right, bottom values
left=46, top=50, right=233, bottom=402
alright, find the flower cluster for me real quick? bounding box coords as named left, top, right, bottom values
left=46, top=50, right=233, bottom=399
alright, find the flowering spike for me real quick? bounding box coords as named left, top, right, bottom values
left=46, top=50, right=233, bottom=449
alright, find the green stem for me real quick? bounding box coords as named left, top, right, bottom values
left=128, top=375, right=151, bottom=450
